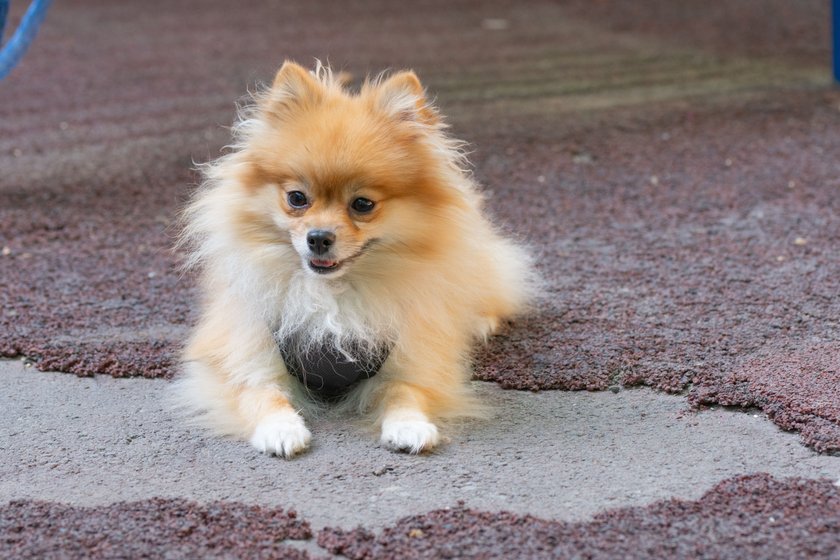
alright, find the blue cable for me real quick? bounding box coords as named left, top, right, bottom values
left=0, top=0, right=53, bottom=80
left=0, top=1, right=9, bottom=45
left=834, top=0, right=840, bottom=83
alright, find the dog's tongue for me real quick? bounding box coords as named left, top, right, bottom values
left=311, top=258, right=337, bottom=267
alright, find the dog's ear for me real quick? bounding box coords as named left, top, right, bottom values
left=374, top=71, right=439, bottom=126
left=266, top=61, right=323, bottom=113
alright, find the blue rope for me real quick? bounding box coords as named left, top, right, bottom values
left=0, top=1, right=9, bottom=46
left=834, top=0, right=840, bottom=83
left=0, top=0, right=52, bottom=80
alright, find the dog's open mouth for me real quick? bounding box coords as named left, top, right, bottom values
left=308, top=258, right=342, bottom=274
left=306, top=240, right=378, bottom=276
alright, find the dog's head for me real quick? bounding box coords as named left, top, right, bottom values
left=230, top=61, right=465, bottom=279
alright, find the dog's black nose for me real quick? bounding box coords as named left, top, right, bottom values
left=307, top=230, right=335, bottom=255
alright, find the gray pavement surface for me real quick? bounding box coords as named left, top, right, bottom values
left=2, top=359, right=837, bottom=531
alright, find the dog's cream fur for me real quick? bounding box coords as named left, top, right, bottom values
left=175, top=61, right=532, bottom=456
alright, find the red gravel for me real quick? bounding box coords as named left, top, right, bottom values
left=0, top=498, right=313, bottom=559
left=563, top=0, right=829, bottom=64
left=691, top=343, right=840, bottom=454
left=4, top=475, right=837, bottom=558
left=471, top=94, right=840, bottom=452
left=1, top=0, right=838, bottom=451
left=318, top=474, right=840, bottom=560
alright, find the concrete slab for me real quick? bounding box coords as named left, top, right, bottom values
left=1, top=360, right=837, bottom=530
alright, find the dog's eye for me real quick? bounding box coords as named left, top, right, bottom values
left=287, top=191, right=309, bottom=209
left=350, top=197, right=375, bottom=213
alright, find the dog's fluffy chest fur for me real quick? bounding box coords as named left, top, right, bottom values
left=269, top=272, right=397, bottom=358
left=269, top=275, right=396, bottom=394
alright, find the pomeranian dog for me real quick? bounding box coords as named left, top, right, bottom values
left=176, top=61, right=532, bottom=457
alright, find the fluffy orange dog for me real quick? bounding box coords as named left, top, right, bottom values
left=177, top=61, right=531, bottom=457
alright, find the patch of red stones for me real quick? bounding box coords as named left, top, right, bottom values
left=471, top=94, right=840, bottom=453
left=4, top=475, right=837, bottom=559
left=0, top=498, right=313, bottom=559
left=318, top=474, right=840, bottom=560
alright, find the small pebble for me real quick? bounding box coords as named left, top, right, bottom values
left=793, top=237, right=807, bottom=246
left=650, top=175, right=659, bottom=185
left=608, top=385, right=621, bottom=394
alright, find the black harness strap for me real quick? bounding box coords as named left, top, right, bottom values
left=277, top=335, right=390, bottom=398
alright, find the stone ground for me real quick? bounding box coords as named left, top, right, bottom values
left=2, top=0, right=839, bottom=557
left=2, top=360, right=839, bottom=558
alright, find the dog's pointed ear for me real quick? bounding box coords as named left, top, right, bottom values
left=266, top=61, right=323, bottom=112
left=374, top=71, right=439, bottom=125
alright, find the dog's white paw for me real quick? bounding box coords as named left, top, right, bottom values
left=249, top=410, right=311, bottom=458
left=381, top=410, right=439, bottom=454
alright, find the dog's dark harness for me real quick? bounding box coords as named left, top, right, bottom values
left=277, top=335, right=390, bottom=397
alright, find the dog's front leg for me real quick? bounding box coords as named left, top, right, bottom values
left=184, top=302, right=311, bottom=458
left=240, top=383, right=311, bottom=458
left=375, top=325, right=474, bottom=454
left=379, top=381, right=441, bottom=453
left=229, top=335, right=311, bottom=458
